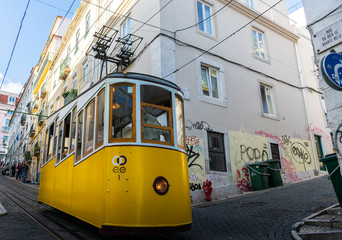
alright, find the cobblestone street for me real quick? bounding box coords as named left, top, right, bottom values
left=0, top=175, right=338, bottom=239
left=175, top=176, right=337, bottom=240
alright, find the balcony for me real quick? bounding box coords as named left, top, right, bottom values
left=63, top=89, right=78, bottom=105
left=27, top=102, right=31, bottom=113
left=21, top=115, right=26, bottom=126
left=32, top=99, right=38, bottom=111
left=29, top=124, right=36, bottom=137
left=2, top=126, right=10, bottom=132
left=40, top=82, right=47, bottom=98
left=38, top=110, right=45, bottom=126
left=59, top=57, right=71, bottom=80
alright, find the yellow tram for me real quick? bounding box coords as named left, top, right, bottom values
left=38, top=72, right=192, bottom=234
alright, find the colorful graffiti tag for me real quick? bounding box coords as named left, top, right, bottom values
left=186, top=136, right=206, bottom=191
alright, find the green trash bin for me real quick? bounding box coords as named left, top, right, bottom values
left=246, top=162, right=270, bottom=191
left=264, top=159, right=283, bottom=187
left=320, top=154, right=342, bottom=206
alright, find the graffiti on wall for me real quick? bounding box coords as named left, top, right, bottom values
left=237, top=167, right=250, bottom=191
left=186, top=136, right=206, bottom=191
left=335, top=124, right=342, bottom=155
left=305, top=125, right=332, bottom=147
left=229, top=131, right=269, bottom=192
left=256, top=131, right=315, bottom=182
left=186, top=120, right=212, bottom=131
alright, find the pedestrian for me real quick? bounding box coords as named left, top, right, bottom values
left=11, top=164, right=16, bottom=177
left=22, top=162, right=29, bottom=183
left=16, top=163, right=23, bottom=180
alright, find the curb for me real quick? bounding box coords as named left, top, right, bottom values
left=0, top=203, right=7, bottom=216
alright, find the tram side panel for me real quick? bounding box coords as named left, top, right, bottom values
left=38, top=159, right=56, bottom=205
left=104, top=146, right=192, bottom=227
left=52, top=156, right=74, bottom=214
left=71, top=149, right=106, bottom=228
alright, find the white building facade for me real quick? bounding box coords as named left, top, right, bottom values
left=7, top=0, right=333, bottom=203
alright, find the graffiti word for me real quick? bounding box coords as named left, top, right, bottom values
left=240, top=145, right=269, bottom=162
left=255, top=130, right=284, bottom=149
left=292, top=132, right=302, bottom=139
left=186, top=136, right=200, bottom=146
left=186, top=145, right=203, bottom=170
left=208, top=173, right=227, bottom=186
left=306, top=125, right=332, bottom=147
left=186, top=120, right=212, bottom=131
left=237, top=167, right=250, bottom=192
left=189, top=173, right=200, bottom=183
left=336, top=124, right=342, bottom=155
left=112, top=155, right=127, bottom=166
left=282, top=135, right=292, bottom=146
left=190, top=183, right=203, bottom=191
left=291, top=142, right=312, bottom=171
left=281, top=157, right=300, bottom=183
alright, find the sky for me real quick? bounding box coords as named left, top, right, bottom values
left=0, top=0, right=81, bottom=95
left=0, top=0, right=303, bottom=95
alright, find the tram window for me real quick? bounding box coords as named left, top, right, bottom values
left=69, top=107, right=77, bottom=153
left=45, top=123, right=54, bottom=161
left=76, top=110, right=84, bottom=162
left=62, top=113, right=71, bottom=159
left=175, top=95, right=185, bottom=149
left=96, top=89, right=105, bottom=148
left=52, top=117, right=58, bottom=157
left=84, top=100, right=95, bottom=156
left=110, top=84, right=135, bottom=142
left=56, top=121, right=63, bottom=164
left=43, top=129, right=49, bottom=164
left=140, top=85, right=173, bottom=145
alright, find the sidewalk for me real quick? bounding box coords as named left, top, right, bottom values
left=292, top=204, right=342, bottom=240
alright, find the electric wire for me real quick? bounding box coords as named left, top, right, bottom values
left=0, top=0, right=31, bottom=90
left=55, top=0, right=77, bottom=34
left=176, top=0, right=233, bottom=32
left=163, top=0, right=283, bottom=79
left=82, top=0, right=174, bottom=34
left=35, top=0, right=75, bottom=15
left=307, top=3, right=342, bottom=27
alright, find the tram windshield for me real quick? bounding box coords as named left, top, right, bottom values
left=110, top=84, right=135, bottom=142
left=141, top=85, right=173, bottom=145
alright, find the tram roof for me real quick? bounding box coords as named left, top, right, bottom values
left=105, top=72, right=181, bottom=92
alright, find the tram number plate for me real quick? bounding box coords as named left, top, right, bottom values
left=112, top=155, right=127, bottom=179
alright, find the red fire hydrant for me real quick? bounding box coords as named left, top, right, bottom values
left=203, top=180, right=212, bottom=202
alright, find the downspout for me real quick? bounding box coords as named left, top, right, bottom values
left=294, top=40, right=320, bottom=173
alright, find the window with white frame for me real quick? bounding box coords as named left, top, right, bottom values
left=72, top=74, right=77, bottom=89
left=82, top=62, right=88, bottom=85
left=246, top=0, right=255, bottom=9
left=201, top=65, right=220, bottom=99
left=196, top=1, right=213, bottom=35
left=252, top=29, right=267, bottom=59
left=75, top=29, right=80, bottom=54
left=260, top=84, right=276, bottom=116
left=122, top=17, right=131, bottom=37
left=85, top=12, right=90, bottom=37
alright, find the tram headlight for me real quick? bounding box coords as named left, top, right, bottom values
left=153, top=176, right=169, bottom=195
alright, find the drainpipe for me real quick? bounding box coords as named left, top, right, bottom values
left=294, top=40, right=320, bottom=173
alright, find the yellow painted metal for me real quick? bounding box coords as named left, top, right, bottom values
left=38, top=157, right=56, bottom=204
left=71, top=149, right=105, bottom=227
left=38, top=145, right=192, bottom=229
left=33, top=61, right=51, bottom=95
left=104, top=146, right=192, bottom=227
